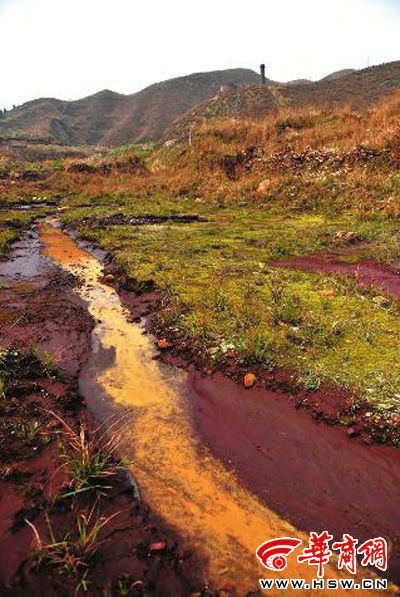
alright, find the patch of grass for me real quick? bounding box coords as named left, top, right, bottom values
left=61, top=198, right=400, bottom=415
left=0, top=228, right=18, bottom=257
left=40, top=349, right=57, bottom=376
left=51, top=411, right=125, bottom=499
left=111, top=574, right=144, bottom=596
left=0, top=346, right=46, bottom=386
left=0, top=206, right=52, bottom=257
left=3, top=87, right=400, bottom=422
left=26, top=505, right=118, bottom=587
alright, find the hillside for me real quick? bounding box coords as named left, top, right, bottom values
left=167, top=61, right=400, bottom=138
left=2, top=61, right=400, bottom=148
left=321, top=68, right=356, bottom=81
left=0, top=69, right=260, bottom=146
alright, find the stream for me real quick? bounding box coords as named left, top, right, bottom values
left=38, top=218, right=400, bottom=595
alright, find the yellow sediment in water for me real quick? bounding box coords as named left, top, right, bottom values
left=40, top=220, right=390, bottom=596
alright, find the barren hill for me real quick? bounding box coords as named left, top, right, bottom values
left=2, top=61, right=400, bottom=148
left=320, top=68, right=356, bottom=81
left=0, top=69, right=260, bottom=146
left=167, top=61, right=400, bottom=138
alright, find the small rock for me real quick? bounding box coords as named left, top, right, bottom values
left=244, top=373, right=256, bottom=388
left=257, top=179, right=274, bottom=195
left=149, top=541, right=167, bottom=553
left=320, top=289, right=337, bottom=298
left=347, top=427, right=356, bottom=438
left=103, top=273, right=116, bottom=285
left=372, top=295, right=389, bottom=307
left=157, top=339, right=173, bottom=349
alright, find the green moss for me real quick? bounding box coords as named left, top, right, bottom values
left=0, top=206, right=52, bottom=258
left=0, top=228, right=18, bottom=257
left=62, top=196, right=400, bottom=414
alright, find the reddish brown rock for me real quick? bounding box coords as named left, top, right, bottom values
left=244, top=372, right=256, bottom=388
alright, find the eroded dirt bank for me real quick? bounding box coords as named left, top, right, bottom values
left=39, top=220, right=398, bottom=595
left=0, top=225, right=210, bottom=596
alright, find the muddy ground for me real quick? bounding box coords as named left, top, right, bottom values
left=0, top=227, right=211, bottom=596
left=270, top=252, right=400, bottom=300
left=104, top=255, right=400, bottom=447
left=100, top=257, right=400, bottom=586
left=189, top=371, right=400, bottom=584
left=2, top=222, right=400, bottom=594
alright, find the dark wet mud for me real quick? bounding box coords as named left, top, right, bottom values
left=79, top=213, right=207, bottom=228
left=0, top=228, right=52, bottom=281
left=0, top=226, right=210, bottom=597
left=190, top=372, right=400, bottom=584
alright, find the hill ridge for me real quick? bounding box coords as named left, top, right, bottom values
left=1, top=61, right=400, bottom=147
left=167, top=60, right=400, bottom=139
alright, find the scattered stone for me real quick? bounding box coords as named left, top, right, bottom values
left=372, top=295, right=389, bottom=307
left=244, top=373, right=256, bottom=388
left=103, top=273, right=116, bottom=285
left=257, top=179, right=274, bottom=195
left=320, top=289, right=337, bottom=298
left=149, top=541, right=167, bottom=553
left=68, top=162, right=97, bottom=174
left=334, top=230, right=362, bottom=244
left=157, top=339, right=173, bottom=349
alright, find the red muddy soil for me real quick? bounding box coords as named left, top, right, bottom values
left=36, top=229, right=400, bottom=590
left=270, top=253, right=400, bottom=299
left=188, top=371, right=400, bottom=585
left=99, top=259, right=399, bottom=445
left=0, top=230, right=211, bottom=596
left=95, top=259, right=400, bottom=584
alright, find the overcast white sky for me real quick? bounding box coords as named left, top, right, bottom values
left=0, top=0, right=399, bottom=108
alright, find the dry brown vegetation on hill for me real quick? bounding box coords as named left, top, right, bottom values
left=25, top=85, right=399, bottom=216
left=168, top=60, right=400, bottom=140
left=0, top=69, right=260, bottom=146
left=2, top=60, right=400, bottom=149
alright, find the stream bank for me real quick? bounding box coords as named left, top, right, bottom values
left=0, top=223, right=211, bottom=596
left=38, top=219, right=399, bottom=594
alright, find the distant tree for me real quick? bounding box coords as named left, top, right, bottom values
left=12, top=104, right=16, bottom=110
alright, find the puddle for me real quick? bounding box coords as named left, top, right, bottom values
left=39, top=219, right=394, bottom=594
left=0, top=227, right=52, bottom=280
left=13, top=203, right=49, bottom=211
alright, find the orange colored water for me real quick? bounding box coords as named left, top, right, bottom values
left=40, top=219, right=390, bottom=595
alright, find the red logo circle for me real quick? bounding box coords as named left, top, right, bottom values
left=272, top=555, right=287, bottom=570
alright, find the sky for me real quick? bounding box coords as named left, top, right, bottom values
left=0, top=0, right=399, bottom=109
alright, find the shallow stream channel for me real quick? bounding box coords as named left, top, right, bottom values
left=37, top=217, right=400, bottom=595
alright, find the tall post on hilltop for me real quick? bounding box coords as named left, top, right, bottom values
left=260, top=63, right=266, bottom=85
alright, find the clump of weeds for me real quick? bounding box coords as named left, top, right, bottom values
left=26, top=503, right=119, bottom=592
left=50, top=411, right=128, bottom=499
